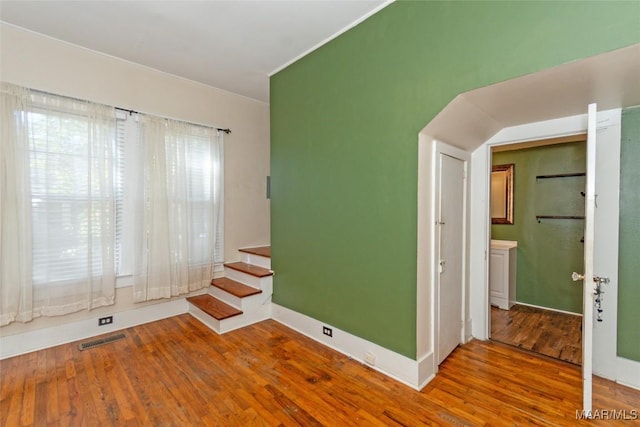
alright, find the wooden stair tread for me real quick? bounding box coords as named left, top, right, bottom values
left=211, top=277, right=262, bottom=298
left=239, top=246, right=271, bottom=258
left=224, top=262, right=273, bottom=277
left=186, top=295, right=242, bottom=320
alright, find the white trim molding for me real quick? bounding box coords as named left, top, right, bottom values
left=4, top=296, right=638, bottom=393
left=417, top=133, right=471, bottom=376
left=615, top=357, right=640, bottom=391
left=1, top=299, right=188, bottom=359
left=515, top=301, right=583, bottom=317
left=470, top=108, right=626, bottom=384
left=271, top=303, right=434, bottom=391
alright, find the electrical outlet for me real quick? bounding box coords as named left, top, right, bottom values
left=364, top=352, right=376, bottom=366
left=98, top=316, right=113, bottom=326
left=322, top=326, right=332, bottom=337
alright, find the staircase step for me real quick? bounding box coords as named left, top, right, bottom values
left=211, top=277, right=262, bottom=298
left=186, top=295, right=242, bottom=320
left=239, top=246, right=271, bottom=258
left=224, top=262, right=273, bottom=278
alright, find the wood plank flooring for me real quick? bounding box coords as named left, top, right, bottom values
left=491, top=304, right=583, bottom=365
left=2, top=315, right=639, bottom=426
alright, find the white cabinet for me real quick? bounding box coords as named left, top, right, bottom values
left=490, top=240, right=517, bottom=310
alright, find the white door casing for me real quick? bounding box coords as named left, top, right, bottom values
left=590, top=111, right=621, bottom=382
left=469, top=108, right=622, bottom=395
left=437, top=153, right=466, bottom=365
left=580, top=103, right=597, bottom=412
left=578, top=104, right=622, bottom=410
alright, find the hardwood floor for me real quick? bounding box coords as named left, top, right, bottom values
left=491, top=304, right=583, bottom=365
left=2, top=314, right=639, bottom=426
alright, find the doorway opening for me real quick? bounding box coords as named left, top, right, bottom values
left=487, top=135, right=586, bottom=365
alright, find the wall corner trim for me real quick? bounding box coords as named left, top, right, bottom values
left=271, top=303, right=434, bottom=390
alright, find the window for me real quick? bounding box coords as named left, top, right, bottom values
left=114, top=114, right=224, bottom=279
left=114, top=114, right=139, bottom=278
left=28, top=105, right=225, bottom=285
left=175, top=122, right=224, bottom=266
left=1, top=85, right=118, bottom=324
left=133, top=115, right=224, bottom=301
left=1, top=83, right=225, bottom=325
left=27, top=98, right=116, bottom=288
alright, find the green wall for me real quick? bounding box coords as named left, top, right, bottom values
left=618, top=106, right=640, bottom=362
left=270, top=1, right=640, bottom=358
left=491, top=143, right=585, bottom=314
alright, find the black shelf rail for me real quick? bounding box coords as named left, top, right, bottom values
left=536, top=172, right=586, bottom=180
left=536, top=215, right=585, bottom=223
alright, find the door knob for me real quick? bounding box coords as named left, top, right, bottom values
left=572, top=272, right=610, bottom=284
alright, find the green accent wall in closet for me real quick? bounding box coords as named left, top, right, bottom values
left=618, top=106, right=640, bottom=362
left=491, top=142, right=586, bottom=314
left=270, top=1, right=640, bottom=358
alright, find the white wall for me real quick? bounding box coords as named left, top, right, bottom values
left=0, top=23, right=270, bottom=337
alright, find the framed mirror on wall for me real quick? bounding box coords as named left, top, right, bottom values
left=491, top=163, right=514, bottom=224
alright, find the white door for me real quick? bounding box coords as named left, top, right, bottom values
left=437, top=153, right=465, bottom=364
left=576, top=103, right=598, bottom=412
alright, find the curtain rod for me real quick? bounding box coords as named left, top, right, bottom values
left=2, top=83, right=231, bottom=135
left=115, top=107, right=231, bottom=134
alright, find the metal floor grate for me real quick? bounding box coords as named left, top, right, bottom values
left=438, top=411, right=470, bottom=427
left=78, top=332, right=127, bottom=351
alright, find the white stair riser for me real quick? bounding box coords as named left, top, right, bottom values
left=218, top=303, right=271, bottom=333
left=240, top=252, right=271, bottom=269
left=188, top=304, right=221, bottom=334
left=208, top=286, right=271, bottom=311
left=187, top=301, right=271, bottom=335
left=225, top=268, right=273, bottom=289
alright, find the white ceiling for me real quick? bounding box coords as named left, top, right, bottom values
left=0, top=0, right=388, bottom=102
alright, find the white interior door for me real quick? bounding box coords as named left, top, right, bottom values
left=578, top=103, right=598, bottom=412
left=437, top=153, right=465, bottom=365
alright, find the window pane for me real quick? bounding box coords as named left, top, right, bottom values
left=28, top=108, right=114, bottom=285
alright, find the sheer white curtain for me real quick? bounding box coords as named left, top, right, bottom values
left=0, top=83, right=116, bottom=325
left=1, top=84, right=33, bottom=325
left=134, top=115, right=223, bottom=302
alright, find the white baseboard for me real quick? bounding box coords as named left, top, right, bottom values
left=616, top=356, right=640, bottom=391
left=4, top=296, right=635, bottom=394
left=417, top=352, right=436, bottom=390
left=1, top=299, right=435, bottom=391
left=0, top=299, right=188, bottom=359
left=515, top=301, right=582, bottom=316
left=465, top=317, right=473, bottom=343
left=271, top=303, right=433, bottom=391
